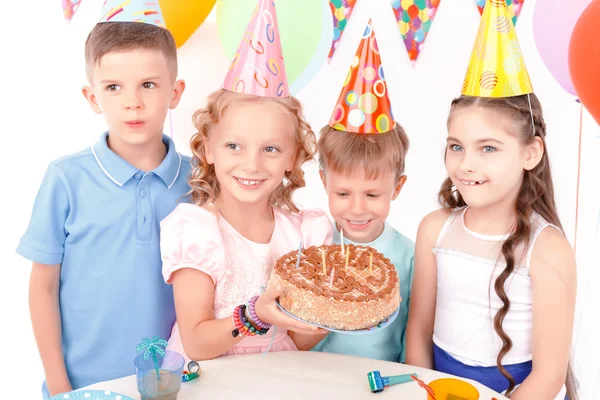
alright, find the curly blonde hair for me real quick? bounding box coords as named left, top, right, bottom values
left=188, top=89, right=316, bottom=213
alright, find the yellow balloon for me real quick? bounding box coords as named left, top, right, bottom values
left=160, top=0, right=216, bottom=48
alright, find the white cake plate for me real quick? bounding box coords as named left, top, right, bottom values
left=276, top=300, right=399, bottom=335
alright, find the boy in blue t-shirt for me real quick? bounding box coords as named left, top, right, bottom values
left=312, top=22, right=414, bottom=362
left=16, top=1, right=188, bottom=397
left=312, top=124, right=414, bottom=362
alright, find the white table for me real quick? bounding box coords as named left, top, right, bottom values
left=83, top=351, right=507, bottom=399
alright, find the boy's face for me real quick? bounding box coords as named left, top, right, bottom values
left=320, top=167, right=406, bottom=243
left=82, top=48, right=184, bottom=147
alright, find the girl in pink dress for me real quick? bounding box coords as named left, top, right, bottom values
left=160, top=89, right=332, bottom=363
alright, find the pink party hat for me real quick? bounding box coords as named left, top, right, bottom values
left=222, top=0, right=289, bottom=97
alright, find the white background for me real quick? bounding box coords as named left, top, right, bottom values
left=1, top=0, right=598, bottom=398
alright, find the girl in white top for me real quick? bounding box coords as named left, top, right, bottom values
left=406, top=94, right=577, bottom=399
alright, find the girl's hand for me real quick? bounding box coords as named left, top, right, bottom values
left=255, top=285, right=328, bottom=335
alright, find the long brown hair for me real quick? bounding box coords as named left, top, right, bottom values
left=188, top=89, right=316, bottom=213
left=439, top=94, right=577, bottom=398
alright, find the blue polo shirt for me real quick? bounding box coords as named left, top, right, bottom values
left=17, top=132, right=191, bottom=397
left=312, top=222, right=415, bottom=363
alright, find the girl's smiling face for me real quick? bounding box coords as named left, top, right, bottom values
left=446, top=106, right=541, bottom=211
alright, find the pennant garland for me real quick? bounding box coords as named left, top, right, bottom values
left=476, top=0, right=524, bottom=26
left=62, top=0, right=82, bottom=21
left=328, top=0, right=357, bottom=62
left=391, top=0, right=441, bottom=65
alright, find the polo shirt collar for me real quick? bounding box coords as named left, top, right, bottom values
left=153, top=134, right=183, bottom=188
left=92, top=132, right=182, bottom=188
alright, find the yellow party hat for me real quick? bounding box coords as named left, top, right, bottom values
left=462, top=0, right=533, bottom=97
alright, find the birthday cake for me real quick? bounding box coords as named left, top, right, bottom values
left=268, top=244, right=400, bottom=331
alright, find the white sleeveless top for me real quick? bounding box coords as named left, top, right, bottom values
left=432, top=207, right=558, bottom=366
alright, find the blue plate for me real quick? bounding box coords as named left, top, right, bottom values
left=276, top=300, right=399, bottom=334
left=49, top=390, right=134, bottom=400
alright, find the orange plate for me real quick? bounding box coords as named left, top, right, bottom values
left=427, top=378, right=480, bottom=400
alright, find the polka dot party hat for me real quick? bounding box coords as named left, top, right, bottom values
left=462, top=0, right=532, bottom=97
left=329, top=21, right=395, bottom=134
left=222, top=0, right=289, bottom=98
left=98, top=0, right=166, bottom=28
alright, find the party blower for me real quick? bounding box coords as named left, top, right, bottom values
left=368, top=372, right=480, bottom=399
left=367, top=371, right=416, bottom=393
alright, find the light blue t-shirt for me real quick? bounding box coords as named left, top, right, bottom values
left=16, top=133, right=191, bottom=397
left=312, top=222, right=415, bottom=362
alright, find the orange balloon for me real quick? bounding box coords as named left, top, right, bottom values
left=159, top=0, right=217, bottom=48
left=569, top=0, right=600, bottom=124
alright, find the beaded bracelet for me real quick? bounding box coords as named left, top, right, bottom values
left=243, top=307, right=263, bottom=331
left=240, top=304, right=269, bottom=336
left=247, top=295, right=272, bottom=329
left=231, top=304, right=269, bottom=337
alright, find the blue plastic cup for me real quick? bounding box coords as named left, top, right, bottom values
left=134, top=350, right=184, bottom=400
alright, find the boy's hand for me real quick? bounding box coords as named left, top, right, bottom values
left=30, top=263, right=72, bottom=398
left=255, top=286, right=328, bottom=335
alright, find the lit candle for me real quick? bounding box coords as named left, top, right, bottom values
left=345, top=247, right=350, bottom=272
left=295, top=241, right=303, bottom=269
left=340, top=228, right=345, bottom=255
left=320, top=248, right=327, bottom=275
left=369, top=252, right=373, bottom=275
left=329, top=265, right=335, bottom=286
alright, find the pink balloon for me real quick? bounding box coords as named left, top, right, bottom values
left=533, top=0, right=592, bottom=95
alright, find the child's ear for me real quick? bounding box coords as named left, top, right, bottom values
left=82, top=86, right=102, bottom=114
left=169, top=80, right=186, bottom=110
left=319, top=170, right=327, bottom=190
left=524, top=136, right=544, bottom=170
left=391, top=175, right=407, bottom=200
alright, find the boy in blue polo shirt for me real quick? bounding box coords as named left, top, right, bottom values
left=312, top=23, right=414, bottom=362
left=16, top=1, right=188, bottom=397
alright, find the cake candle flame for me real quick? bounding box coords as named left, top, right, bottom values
left=296, top=241, right=303, bottom=269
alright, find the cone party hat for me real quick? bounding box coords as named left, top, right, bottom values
left=99, top=0, right=166, bottom=28
left=329, top=21, right=395, bottom=134
left=462, top=0, right=532, bottom=97
left=222, top=0, right=289, bottom=98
